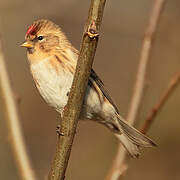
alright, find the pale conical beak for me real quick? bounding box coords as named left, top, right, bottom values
left=20, top=41, right=34, bottom=48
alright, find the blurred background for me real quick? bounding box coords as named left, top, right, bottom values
left=0, top=0, right=180, bottom=179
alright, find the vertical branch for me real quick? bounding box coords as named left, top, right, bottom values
left=106, top=0, right=166, bottom=179
left=0, top=37, right=37, bottom=179
left=48, top=0, right=106, bottom=180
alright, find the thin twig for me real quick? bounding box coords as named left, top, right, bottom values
left=127, top=0, right=166, bottom=124
left=105, top=0, right=166, bottom=179
left=0, top=37, right=37, bottom=179
left=48, top=0, right=106, bottom=179
left=141, top=72, right=180, bottom=134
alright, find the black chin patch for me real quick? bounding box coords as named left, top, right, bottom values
left=27, top=48, right=35, bottom=54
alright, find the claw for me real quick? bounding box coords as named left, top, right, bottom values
left=56, top=125, right=64, bottom=136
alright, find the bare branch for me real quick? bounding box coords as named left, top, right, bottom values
left=141, top=72, right=180, bottom=134
left=0, top=36, right=37, bottom=179
left=48, top=0, right=106, bottom=179
left=126, top=0, right=166, bottom=124
left=106, top=0, right=166, bottom=179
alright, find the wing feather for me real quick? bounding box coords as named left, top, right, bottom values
left=89, top=69, right=119, bottom=113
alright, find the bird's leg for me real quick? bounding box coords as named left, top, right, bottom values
left=56, top=104, right=68, bottom=136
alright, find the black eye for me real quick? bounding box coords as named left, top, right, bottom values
left=37, top=36, right=44, bottom=41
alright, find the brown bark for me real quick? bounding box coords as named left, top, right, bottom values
left=48, top=1, right=106, bottom=179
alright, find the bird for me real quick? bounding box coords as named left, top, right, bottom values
left=21, top=19, right=156, bottom=158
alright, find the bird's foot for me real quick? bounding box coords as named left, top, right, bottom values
left=56, top=125, right=64, bottom=136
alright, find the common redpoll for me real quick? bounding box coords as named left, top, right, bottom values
left=21, top=19, right=156, bottom=157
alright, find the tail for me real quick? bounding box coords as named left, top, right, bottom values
left=115, top=114, right=157, bottom=158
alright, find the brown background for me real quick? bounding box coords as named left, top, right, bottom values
left=0, top=0, right=180, bottom=179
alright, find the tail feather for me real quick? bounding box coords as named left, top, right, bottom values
left=115, top=114, right=157, bottom=157
left=116, top=134, right=141, bottom=158
left=116, top=113, right=157, bottom=148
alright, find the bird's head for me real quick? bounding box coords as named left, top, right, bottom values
left=21, top=19, right=70, bottom=63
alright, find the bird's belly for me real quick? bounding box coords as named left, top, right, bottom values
left=30, top=59, right=73, bottom=114
left=30, top=59, right=114, bottom=120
